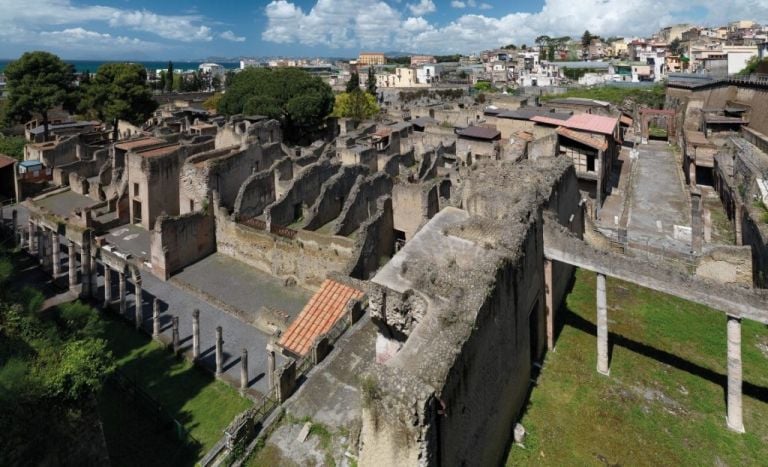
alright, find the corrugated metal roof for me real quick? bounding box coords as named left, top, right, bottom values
left=457, top=126, right=501, bottom=140
left=562, top=113, right=618, bottom=135
left=557, top=127, right=608, bottom=151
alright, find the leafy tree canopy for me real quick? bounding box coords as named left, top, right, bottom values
left=332, top=90, right=380, bottom=122
left=346, top=72, right=361, bottom=92
left=80, top=63, right=157, bottom=140
left=218, top=68, right=334, bottom=141
left=4, top=51, right=74, bottom=140
left=0, top=136, right=26, bottom=161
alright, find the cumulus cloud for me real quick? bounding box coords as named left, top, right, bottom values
left=220, top=30, right=246, bottom=42
left=263, top=0, right=768, bottom=53
left=0, top=0, right=216, bottom=44
left=408, top=0, right=436, bottom=16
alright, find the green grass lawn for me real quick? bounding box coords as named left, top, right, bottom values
left=97, top=314, right=252, bottom=465
left=507, top=268, right=768, bottom=466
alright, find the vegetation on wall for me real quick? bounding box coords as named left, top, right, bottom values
left=541, top=83, right=666, bottom=108
left=0, top=135, right=26, bottom=160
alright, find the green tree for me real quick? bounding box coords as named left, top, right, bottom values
left=738, top=56, right=768, bottom=75
left=158, top=70, right=167, bottom=92
left=0, top=136, right=26, bottom=161
left=367, top=67, right=377, bottom=95
left=166, top=61, right=174, bottom=93
left=332, top=90, right=380, bottom=122
left=669, top=38, right=684, bottom=56
left=582, top=30, right=593, bottom=58
left=211, top=74, right=222, bottom=91
left=81, top=63, right=157, bottom=141
left=218, top=67, right=334, bottom=143
left=346, top=72, right=361, bottom=92
left=4, top=51, right=74, bottom=141
left=203, top=93, right=223, bottom=111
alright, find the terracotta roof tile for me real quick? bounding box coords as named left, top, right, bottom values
left=556, top=127, right=609, bottom=151
left=278, top=279, right=364, bottom=357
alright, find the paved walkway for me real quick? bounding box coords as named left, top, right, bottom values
left=626, top=141, right=692, bottom=256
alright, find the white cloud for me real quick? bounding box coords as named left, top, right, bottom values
left=0, top=0, right=215, bottom=44
left=220, top=30, right=246, bottom=42
left=408, top=0, right=436, bottom=16
left=263, top=0, right=768, bottom=54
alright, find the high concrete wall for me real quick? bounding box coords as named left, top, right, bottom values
left=346, top=196, right=395, bottom=280
left=332, top=172, right=393, bottom=236
left=215, top=212, right=355, bottom=288
left=302, top=165, right=370, bottom=231
left=150, top=210, right=216, bottom=280
left=233, top=169, right=276, bottom=219
left=265, top=159, right=341, bottom=227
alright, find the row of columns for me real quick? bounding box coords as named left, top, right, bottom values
left=23, top=222, right=254, bottom=393
left=592, top=271, right=744, bottom=433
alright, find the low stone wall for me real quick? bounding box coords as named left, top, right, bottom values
left=696, top=245, right=754, bottom=286
left=216, top=212, right=355, bottom=289
left=150, top=210, right=216, bottom=280
left=332, top=172, right=393, bottom=236
left=265, top=159, right=341, bottom=228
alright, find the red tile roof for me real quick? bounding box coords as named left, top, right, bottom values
left=278, top=279, right=364, bottom=357
left=563, top=114, right=618, bottom=135
left=0, top=154, right=16, bottom=169
left=556, top=127, right=608, bottom=151
left=530, top=115, right=568, bottom=127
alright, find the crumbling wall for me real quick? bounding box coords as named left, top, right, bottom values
left=25, top=135, right=80, bottom=167
left=150, top=210, right=216, bottom=280
left=392, top=182, right=439, bottom=240
left=215, top=212, right=355, bottom=288
left=529, top=133, right=557, bottom=160
left=332, top=172, right=393, bottom=236
left=302, top=164, right=370, bottom=231
left=346, top=196, right=394, bottom=280
left=233, top=169, right=276, bottom=219
left=265, top=159, right=341, bottom=227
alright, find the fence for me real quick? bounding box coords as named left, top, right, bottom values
left=239, top=217, right=298, bottom=240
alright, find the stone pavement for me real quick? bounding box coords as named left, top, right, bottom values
left=626, top=141, right=693, bottom=256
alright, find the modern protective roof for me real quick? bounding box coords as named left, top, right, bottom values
left=278, top=279, right=364, bottom=357
left=115, top=137, right=165, bottom=151
left=556, top=127, right=608, bottom=151
left=27, top=120, right=99, bottom=136
left=0, top=154, right=16, bottom=169
left=457, top=126, right=501, bottom=140
left=564, top=114, right=619, bottom=135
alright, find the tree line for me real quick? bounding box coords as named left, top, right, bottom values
left=3, top=51, right=157, bottom=141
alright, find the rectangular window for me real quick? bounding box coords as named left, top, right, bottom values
left=133, top=183, right=140, bottom=197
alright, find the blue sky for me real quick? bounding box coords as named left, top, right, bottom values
left=0, top=0, right=766, bottom=60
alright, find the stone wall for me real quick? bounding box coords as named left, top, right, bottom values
left=265, top=159, right=341, bottom=227
left=214, top=118, right=282, bottom=149
left=528, top=133, right=557, bottom=160
left=233, top=169, right=276, bottom=219
left=302, top=165, right=370, bottom=231
left=25, top=134, right=80, bottom=167
left=150, top=210, right=216, bottom=280
left=332, top=172, right=393, bottom=236
left=345, top=196, right=394, bottom=280
left=215, top=212, right=355, bottom=288
left=695, top=245, right=754, bottom=286
left=392, top=182, right=440, bottom=240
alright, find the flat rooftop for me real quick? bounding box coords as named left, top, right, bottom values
left=34, top=190, right=99, bottom=218
left=115, top=137, right=165, bottom=151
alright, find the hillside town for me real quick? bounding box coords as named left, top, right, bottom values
left=0, top=10, right=767, bottom=467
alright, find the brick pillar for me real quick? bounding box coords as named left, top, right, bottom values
left=544, top=259, right=554, bottom=352
left=80, top=239, right=91, bottom=298
left=152, top=298, right=160, bottom=338
left=172, top=316, right=180, bottom=354
left=192, top=309, right=200, bottom=359
left=240, top=348, right=249, bottom=391
left=596, top=272, right=609, bottom=376
left=726, top=315, right=745, bottom=433
left=103, top=267, right=112, bottom=308
left=118, top=270, right=126, bottom=315
left=68, top=241, right=78, bottom=292
left=215, top=326, right=223, bottom=375
left=50, top=230, right=60, bottom=277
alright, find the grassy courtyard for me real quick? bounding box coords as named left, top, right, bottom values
left=506, top=268, right=768, bottom=466
left=97, top=314, right=252, bottom=466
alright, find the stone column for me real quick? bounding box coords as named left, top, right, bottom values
left=80, top=239, right=91, bottom=298
left=596, top=273, right=610, bottom=376
left=28, top=221, right=36, bottom=254
left=240, top=348, right=249, bottom=391
left=152, top=298, right=160, bottom=338
left=68, top=241, right=78, bottom=292
left=192, top=309, right=200, bottom=359
left=11, top=210, right=17, bottom=245
left=267, top=345, right=276, bottom=396
left=735, top=204, right=743, bottom=247
left=118, top=270, right=126, bottom=315
left=726, top=315, right=745, bottom=433
left=50, top=230, right=60, bottom=277
left=89, top=253, right=98, bottom=299
left=103, top=267, right=112, bottom=308
left=134, top=277, right=143, bottom=330
left=215, top=326, right=223, bottom=375
left=172, top=316, right=180, bottom=354
left=40, top=229, right=50, bottom=271
left=544, top=259, right=554, bottom=351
